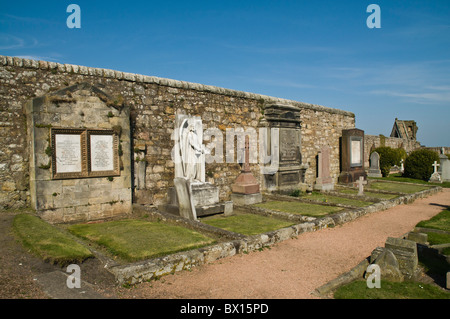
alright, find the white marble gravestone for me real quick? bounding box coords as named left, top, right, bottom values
left=429, top=161, right=442, bottom=183
left=160, top=114, right=232, bottom=220
left=355, top=176, right=367, bottom=196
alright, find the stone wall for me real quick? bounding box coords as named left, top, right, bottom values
left=0, top=55, right=355, bottom=213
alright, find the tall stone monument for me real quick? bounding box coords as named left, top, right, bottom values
left=260, top=104, right=308, bottom=194
left=159, top=114, right=232, bottom=220
left=338, top=128, right=367, bottom=184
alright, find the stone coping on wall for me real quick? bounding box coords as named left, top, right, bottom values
left=106, top=185, right=442, bottom=285
left=0, top=55, right=354, bottom=117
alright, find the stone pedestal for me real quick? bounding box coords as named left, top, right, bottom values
left=160, top=182, right=233, bottom=218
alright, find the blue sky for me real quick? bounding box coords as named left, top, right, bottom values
left=1, top=1, right=449, bottom=147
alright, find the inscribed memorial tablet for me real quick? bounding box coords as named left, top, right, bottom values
left=90, top=134, right=114, bottom=172
left=351, top=139, right=361, bottom=166
left=55, top=134, right=82, bottom=173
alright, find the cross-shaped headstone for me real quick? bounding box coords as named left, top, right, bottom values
left=356, top=176, right=367, bottom=196
left=432, top=161, right=440, bottom=174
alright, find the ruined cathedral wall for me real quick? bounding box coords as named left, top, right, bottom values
left=0, top=55, right=354, bottom=209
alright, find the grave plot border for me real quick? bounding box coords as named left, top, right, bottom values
left=105, top=186, right=442, bottom=285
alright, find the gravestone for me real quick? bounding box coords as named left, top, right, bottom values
left=438, top=148, right=450, bottom=182
left=368, top=248, right=404, bottom=282
left=231, top=135, right=262, bottom=205
left=314, top=146, right=334, bottom=191
left=159, top=114, right=232, bottom=219
left=429, top=161, right=442, bottom=183
left=24, top=83, right=132, bottom=223
left=338, top=128, right=367, bottom=184
left=260, top=104, right=308, bottom=193
left=371, top=237, right=419, bottom=280
left=355, top=176, right=367, bottom=196
left=367, top=151, right=382, bottom=177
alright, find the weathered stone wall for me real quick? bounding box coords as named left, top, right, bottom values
left=0, top=55, right=355, bottom=212
left=301, top=109, right=355, bottom=186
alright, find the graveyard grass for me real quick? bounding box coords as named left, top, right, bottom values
left=368, top=181, right=431, bottom=194
left=336, top=188, right=398, bottom=200
left=417, top=208, right=450, bottom=232
left=334, top=279, right=449, bottom=299
left=12, top=213, right=93, bottom=265
left=255, top=201, right=342, bottom=217
left=416, top=208, right=450, bottom=255
left=370, top=173, right=450, bottom=188
left=67, top=219, right=216, bottom=262
left=201, top=213, right=295, bottom=236
left=299, top=192, right=374, bottom=207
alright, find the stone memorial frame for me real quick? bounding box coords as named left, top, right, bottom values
left=51, top=128, right=86, bottom=179
left=25, top=82, right=132, bottom=223
left=51, top=128, right=120, bottom=179
left=87, top=129, right=120, bottom=177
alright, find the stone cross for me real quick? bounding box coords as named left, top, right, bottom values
left=432, top=161, right=440, bottom=174
left=356, top=176, right=367, bottom=196
left=243, top=135, right=250, bottom=173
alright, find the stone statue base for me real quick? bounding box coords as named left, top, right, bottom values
left=159, top=181, right=233, bottom=219
left=367, top=169, right=382, bottom=178
left=429, top=172, right=442, bottom=183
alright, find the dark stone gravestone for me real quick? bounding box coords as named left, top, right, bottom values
left=260, top=104, right=308, bottom=194
left=338, top=128, right=367, bottom=184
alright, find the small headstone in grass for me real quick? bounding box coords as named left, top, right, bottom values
left=355, top=176, right=367, bottom=196
left=368, top=151, right=382, bottom=178
left=368, top=247, right=404, bottom=282
left=406, top=232, right=428, bottom=245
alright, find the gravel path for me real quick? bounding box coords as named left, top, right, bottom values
left=116, top=188, right=450, bottom=299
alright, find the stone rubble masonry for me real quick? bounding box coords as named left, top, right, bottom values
left=0, top=55, right=356, bottom=210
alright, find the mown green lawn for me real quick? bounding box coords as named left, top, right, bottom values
left=334, top=279, right=449, bottom=299
left=255, top=201, right=342, bottom=217
left=13, top=213, right=93, bottom=265
left=68, top=219, right=216, bottom=262
left=369, top=173, right=450, bottom=188
left=300, top=193, right=374, bottom=207
left=368, top=182, right=430, bottom=194
left=336, top=188, right=398, bottom=200
left=201, top=213, right=294, bottom=236
left=416, top=208, right=450, bottom=255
